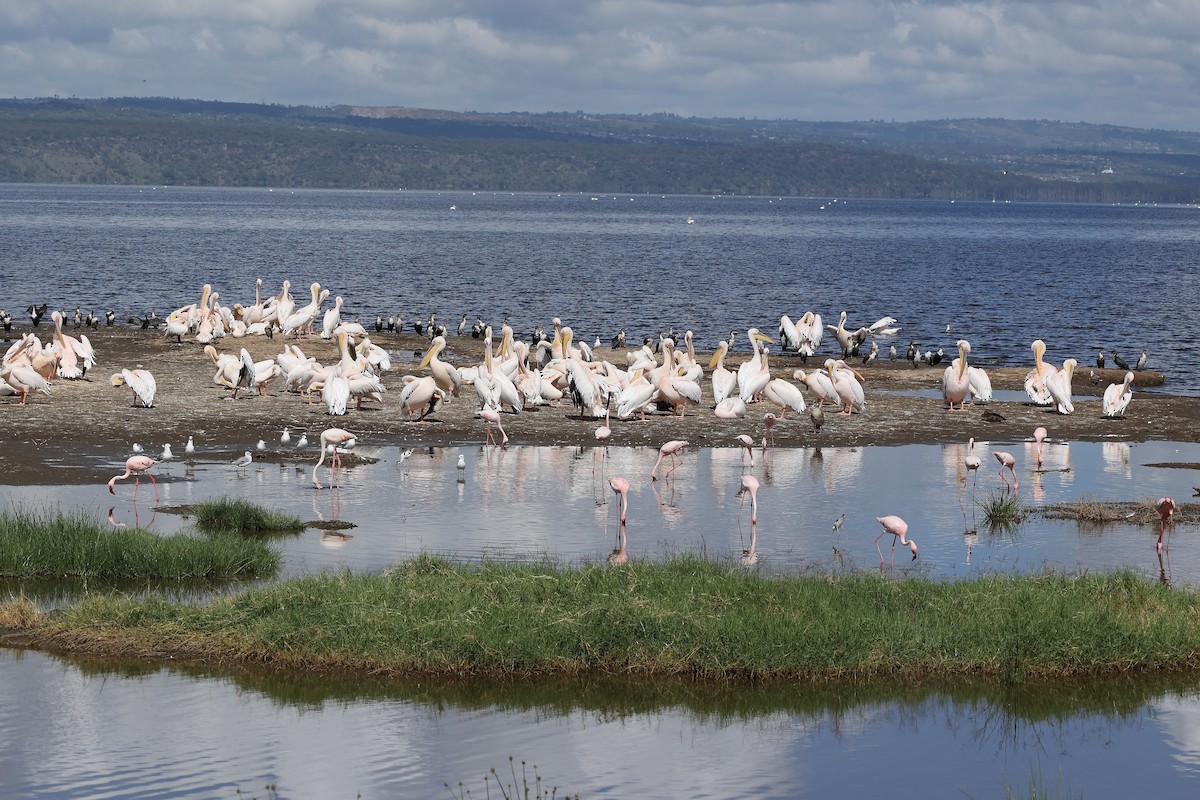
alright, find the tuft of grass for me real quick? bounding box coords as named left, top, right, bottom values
left=981, top=491, right=1025, bottom=527
left=0, top=508, right=278, bottom=580
left=193, top=497, right=304, bottom=535
left=1004, top=761, right=1080, bottom=800
left=20, top=556, right=1200, bottom=683
left=445, top=756, right=578, bottom=800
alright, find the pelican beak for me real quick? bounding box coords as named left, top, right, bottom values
left=756, top=332, right=776, bottom=345
left=418, top=341, right=437, bottom=369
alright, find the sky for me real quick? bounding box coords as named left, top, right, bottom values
left=3, top=0, right=1200, bottom=131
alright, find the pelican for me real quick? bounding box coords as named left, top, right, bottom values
left=398, top=375, right=444, bottom=421
left=164, top=311, right=188, bottom=343
left=736, top=328, right=774, bottom=401
left=419, top=335, right=462, bottom=401
left=827, top=359, right=865, bottom=414
left=709, top=340, right=736, bottom=406
left=1024, top=340, right=1057, bottom=405
left=1102, top=371, right=1134, bottom=418
left=110, top=368, right=157, bottom=408
left=1045, top=358, right=1077, bottom=414
left=941, top=340, right=971, bottom=411
left=320, top=295, right=344, bottom=339
left=713, top=396, right=747, bottom=419
left=762, top=374, right=806, bottom=418
left=794, top=368, right=839, bottom=407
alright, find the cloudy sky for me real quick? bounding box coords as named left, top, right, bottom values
left=3, top=0, right=1199, bottom=131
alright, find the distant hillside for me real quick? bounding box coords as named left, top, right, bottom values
left=0, top=97, right=1197, bottom=203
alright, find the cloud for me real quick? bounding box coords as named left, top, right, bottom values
left=0, top=1, right=1198, bottom=130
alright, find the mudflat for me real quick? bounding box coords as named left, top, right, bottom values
left=1, top=323, right=1186, bottom=485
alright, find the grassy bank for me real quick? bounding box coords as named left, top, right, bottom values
left=192, top=497, right=305, bottom=535
left=0, top=508, right=278, bottom=579
left=6, top=555, right=1200, bottom=682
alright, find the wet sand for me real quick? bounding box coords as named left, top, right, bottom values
left=1, top=323, right=1188, bottom=483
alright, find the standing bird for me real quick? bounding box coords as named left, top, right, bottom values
left=961, top=438, right=983, bottom=526
left=1156, top=497, right=1176, bottom=554
left=994, top=451, right=1018, bottom=494
left=761, top=413, right=778, bottom=452
left=185, top=436, right=195, bottom=455
left=281, top=427, right=292, bottom=446
left=110, top=369, right=157, bottom=408
left=108, top=455, right=159, bottom=501
left=1096, top=349, right=1106, bottom=369
left=875, top=515, right=918, bottom=567
left=609, top=476, right=631, bottom=524
left=312, top=428, right=355, bottom=489
left=296, top=432, right=309, bottom=449
left=1112, top=350, right=1130, bottom=371
left=458, top=314, right=468, bottom=336
left=1032, top=426, right=1048, bottom=469
left=160, top=443, right=174, bottom=462
left=738, top=475, right=760, bottom=524
left=1136, top=350, right=1148, bottom=371
left=481, top=406, right=508, bottom=448
left=457, top=453, right=466, bottom=481
left=651, top=440, right=688, bottom=481
left=233, top=452, right=253, bottom=474
left=256, top=439, right=267, bottom=451
left=810, top=403, right=825, bottom=434
left=736, top=434, right=755, bottom=466
left=611, top=329, right=626, bottom=350
left=1103, top=372, right=1135, bottom=418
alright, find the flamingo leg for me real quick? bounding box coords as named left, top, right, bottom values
left=147, top=473, right=159, bottom=502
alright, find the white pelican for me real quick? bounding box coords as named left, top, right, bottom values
left=736, top=328, right=774, bottom=401
left=1024, top=340, right=1057, bottom=405
left=232, top=348, right=256, bottom=399
left=713, top=396, right=747, bottom=419
left=942, top=340, right=971, bottom=411
left=827, top=359, right=866, bottom=414
left=419, top=335, right=462, bottom=401
left=616, top=368, right=655, bottom=420
left=399, top=375, right=444, bottom=421
left=280, top=282, right=324, bottom=336
left=164, top=311, right=188, bottom=343
left=709, top=340, right=736, bottom=406
left=1045, top=358, right=1078, bottom=414
left=111, top=368, right=156, bottom=408
left=794, top=368, right=839, bottom=407
left=1102, top=372, right=1134, bottom=418
left=1, top=364, right=50, bottom=405
left=321, top=295, right=344, bottom=339
left=762, top=376, right=806, bottom=418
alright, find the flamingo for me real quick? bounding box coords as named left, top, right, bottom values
left=994, top=450, right=1018, bottom=493
left=960, top=438, right=983, bottom=526
left=651, top=440, right=688, bottom=481
left=609, top=476, right=630, bottom=524
left=594, top=409, right=611, bottom=473
left=312, top=427, right=355, bottom=489
left=108, top=455, right=159, bottom=501
left=739, top=475, right=760, bottom=523
left=761, top=413, right=777, bottom=452
left=875, top=515, right=918, bottom=567
left=1156, top=497, right=1176, bottom=554
left=1102, top=372, right=1135, bottom=418
left=1032, top=426, right=1047, bottom=468
left=481, top=406, right=508, bottom=447
left=736, top=434, right=755, bottom=466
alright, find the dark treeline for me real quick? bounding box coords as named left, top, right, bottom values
left=1, top=97, right=1198, bottom=203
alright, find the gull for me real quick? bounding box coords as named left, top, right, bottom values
left=233, top=451, right=253, bottom=473
left=256, top=439, right=267, bottom=451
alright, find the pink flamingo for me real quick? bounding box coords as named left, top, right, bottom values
left=108, top=455, right=159, bottom=501
left=736, top=434, right=755, bottom=466
left=761, top=413, right=777, bottom=452
left=1033, top=426, right=1047, bottom=469
left=1157, top=496, right=1176, bottom=554
left=994, top=450, right=1018, bottom=493
left=651, top=439, right=688, bottom=481
left=739, top=474, right=760, bottom=523
left=481, top=406, right=508, bottom=448
left=312, top=427, right=355, bottom=489
left=594, top=409, right=611, bottom=473
left=875, top=515, right=918, bottom=567
left=960, top=438, right=982, bottom=526
left=609, top=476, right=630, bottom=524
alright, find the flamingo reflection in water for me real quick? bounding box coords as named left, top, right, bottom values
left=1157, top=497, right=1176, bottom=555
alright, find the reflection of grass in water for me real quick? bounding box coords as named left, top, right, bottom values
left=981, top=492, right=1024, bottom=527
left=193, top=496, right=304, bottom=535
left=1004, top=761, right=1080, bottom=800
left=0, top=508, right=277, bottom=579
left=446, top=756, right=579, bottom=800
left=15, top=555, right=1200, bottom=683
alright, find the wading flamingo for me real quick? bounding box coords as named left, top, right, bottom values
left=1157, top=497, right=1176, bottom=554
left=312, top=427, right=355, bottom=489
left=875, top=515, right=918, bottom=567
left=960, top=438, right=983, bottom=526
left=736, top=434, right=755, bottom=466
left=994, top=450, right=1018, bottom=493
left=108, top=455, right=159, bottom=501
left=609, top=476, right=630, bottom=524
left=1032, top=426, right=1047, bottom=469
left=761, top=413, right=777, bottom=452
left=651, top=440, right=688, bottom=481
left=481, top=406, right=508, bottom=448
left=739, top=475, right=760, bottom=524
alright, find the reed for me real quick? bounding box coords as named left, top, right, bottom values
left=17, top=556, right=1200, bottom=682
left=193, top=497, right=305, bottom=535
left=0, top=508, right=278, bottom=579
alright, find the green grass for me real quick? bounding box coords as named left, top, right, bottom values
left=13, top=555, right=1200, bottom=683
left=981, top=491, right=1025, bottom=527
left=0, top=508, right=278, bottom=579
left=193, top=497, right=305, bottom=535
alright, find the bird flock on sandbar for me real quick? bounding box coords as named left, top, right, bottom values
left=4, top=278, right=1168, bottom=568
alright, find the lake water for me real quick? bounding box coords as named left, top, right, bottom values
left=3, top=184, right=1200, bottom=798
left=1, top=185, right=1197, bottom=390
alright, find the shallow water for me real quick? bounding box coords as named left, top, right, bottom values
left=7, top=439, right=1200, bottom=597
left=3, top=646, right=1200, bottom=799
